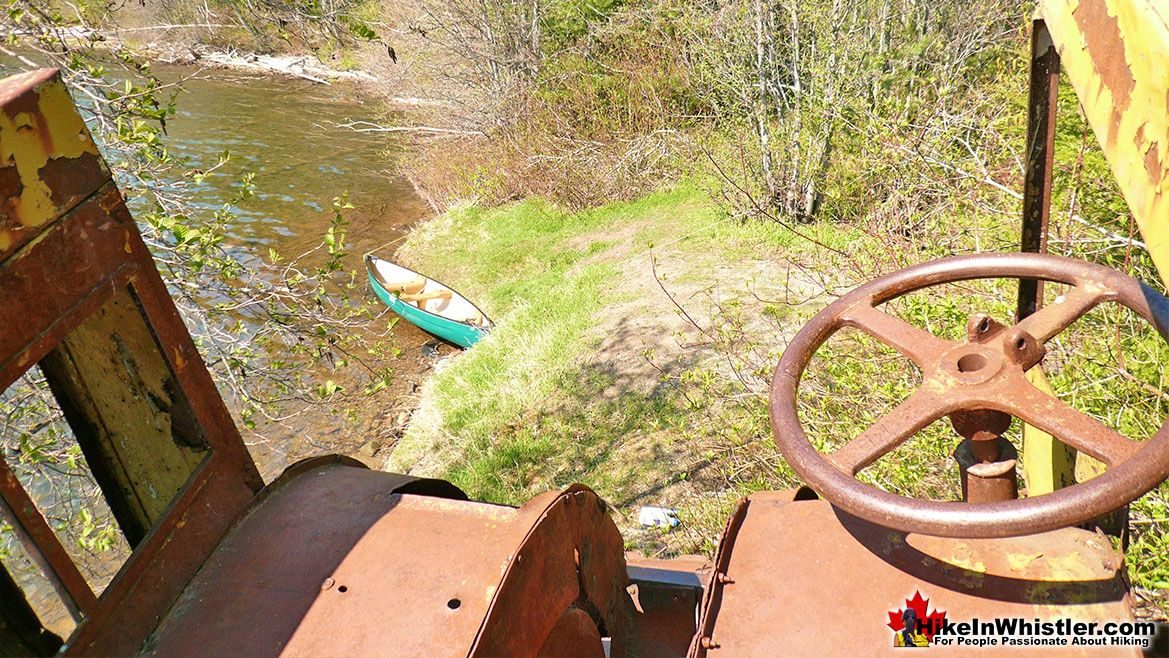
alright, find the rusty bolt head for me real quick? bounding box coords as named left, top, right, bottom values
left=966, top=313, right=1006, bottom=343
left=1002, top=326, right=1046, bottom=368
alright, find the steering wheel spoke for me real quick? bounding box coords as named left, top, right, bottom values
left=828, top=388, right=950, bottom=475
left=1000, top=378, right=1140, bottom=467
left=841, top=303, right=952, bottom=371
left=1015, top=284, right=1103, bottom=343
left=771, top=253, right=1169, bottom=538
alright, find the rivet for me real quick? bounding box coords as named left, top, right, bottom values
left=321, top=577, right=335, bottom=591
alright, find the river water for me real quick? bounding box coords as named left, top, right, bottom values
left=152, top=66, right=446, bottom=478
left=159, top=66, right=429, bottom=260
left=0, top=59, right=440, bottom=474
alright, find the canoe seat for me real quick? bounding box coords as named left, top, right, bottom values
left=400, top=289, right=453, bottom=303
left=381, top=276, right=428, bottom=294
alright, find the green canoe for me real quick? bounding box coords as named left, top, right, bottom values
left=365, top=255, right=492, bottom=348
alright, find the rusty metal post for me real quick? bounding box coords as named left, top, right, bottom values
left=954, top=439, right=1020, bottom=503
left=950, top=410, right=1019, bottom=504
left=0, top=463, right=96, bottom=620
left=1017, top=19, right=1060, bottom=319
left=1014, top=19, right=1081, bottom=501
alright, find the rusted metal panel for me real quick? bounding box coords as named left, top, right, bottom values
left=535, top=607, right=605, bottom=658
left=471, top=485, right=639, bottom=657
left=40, top=286, right=210, bottom=546
left=142, top=466, right=638, bottom=658
left=260, top=453, right=468, bottom=502
left=0, top=68, right=263, bottom=655
left=1038, top=0, right=1169, bottom=280
left=0, top=458, right=97, bottom=620
left=626, top=555, right=709, bottom=658
left=0, top=184, right=135, bottom=390
left=0, top=69, right=109, bottom=261
left=65, top=462, right=256, bottom=656
left=691, top=497, right=1134, bottom=656
left=691, top=489, right=815, bottom=656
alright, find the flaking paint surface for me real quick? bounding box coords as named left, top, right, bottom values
left=0, top=75, right=103, bottom=254
left=1041, top=0, right=1169, bottom=280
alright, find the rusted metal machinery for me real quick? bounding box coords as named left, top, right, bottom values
left=1, top=0, right=1168, bottom=656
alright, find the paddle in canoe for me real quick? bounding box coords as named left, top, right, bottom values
left=365, top=254, right=492, bottom=348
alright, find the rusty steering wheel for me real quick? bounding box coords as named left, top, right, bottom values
left=770, top=253, right=1169, bottom=538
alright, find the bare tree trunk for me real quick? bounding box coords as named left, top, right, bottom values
left=801, top=0, right=845, bottom=221
left=787, top=2, right=803, bottom=216
left=804, top=120, right=834, bottom=219
left=753, top=0, right=774, bottom=200
left=482, top=10, right=501, bottom=86
left=530, top=0, right=541, bottom=76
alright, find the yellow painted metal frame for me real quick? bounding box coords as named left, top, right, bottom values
left=1021, top=2, right=1169, bottom=495
left=1039, top=0, right=1169, bottom=278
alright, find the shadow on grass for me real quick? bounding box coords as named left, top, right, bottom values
left=446, top=314, right=710, bottom=510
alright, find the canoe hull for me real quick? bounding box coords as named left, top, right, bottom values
left=366, top=259, right=489, bottom=349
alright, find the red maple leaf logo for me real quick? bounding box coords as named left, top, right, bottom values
left=887, top=591, right=947, bottom=640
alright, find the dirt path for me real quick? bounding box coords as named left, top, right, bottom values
left=570, top=234, right=829, bottom=518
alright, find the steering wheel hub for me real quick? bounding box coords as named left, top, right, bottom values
left=946, top=344, right=1003, bottom=384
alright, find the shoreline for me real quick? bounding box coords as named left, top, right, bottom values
left=2, top=24, right=379, bottom=87
left=145, top=42, right=377, bottom=86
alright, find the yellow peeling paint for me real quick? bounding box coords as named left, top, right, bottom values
left=936, top=543, right=989, bottom=589
left=172, top=346, right=188, bottom=371
left=944, top=554, right=988, bottom=574
left=1038, top=551, right=1101, bottom=580
left=0, top=76, right=100, bottom=241
left=1040, top=0, right=1169, bottom=281
left=1006, top=551, right=1044, bottom=571
left=943, top=563, right=987, bottom=590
